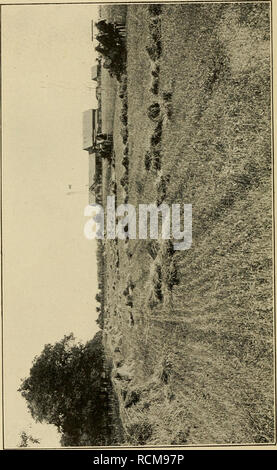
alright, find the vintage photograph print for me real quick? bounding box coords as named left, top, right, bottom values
left=1, top=1, right=275, bottom=448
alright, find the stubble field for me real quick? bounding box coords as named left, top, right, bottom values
left=99, top=3, right=274, bottom=445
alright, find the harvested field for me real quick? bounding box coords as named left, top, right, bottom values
left=98, top=2, right=274, bottom=445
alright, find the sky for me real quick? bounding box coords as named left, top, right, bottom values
left=2, top=4, right=100, bottom=447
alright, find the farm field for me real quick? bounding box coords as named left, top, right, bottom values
left=97, top=3, right=274, bottom=445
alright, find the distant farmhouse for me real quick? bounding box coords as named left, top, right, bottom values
left=82, top=109, right=102, bottom=205
left=82, top=14, right=119, bottom=205
left=82, top=19, right=103, bottom=205
left=82, top=109, right=98, bottom=151
left=91, top=64, right=98, bottom=82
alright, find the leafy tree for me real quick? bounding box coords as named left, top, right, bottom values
left=18, top=332, right=107, bottom=445
left=95, top=20, right=116, bottom=36
left=95, top=20, right=126, bottom=81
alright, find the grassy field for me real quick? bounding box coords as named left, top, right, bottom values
left=99, top=2, right=274, bottom=445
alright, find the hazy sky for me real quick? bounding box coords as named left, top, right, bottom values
left=2, top=4, right=99, bottom=447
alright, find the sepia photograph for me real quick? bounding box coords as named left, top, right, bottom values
left=1, top=0, right=276, bottom=449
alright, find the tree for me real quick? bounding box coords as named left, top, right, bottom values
left=18, top=332, right=107, bottom=445
left=95, top=20, right=126, bottom=81
left=95, top=20, right=116, bottom=36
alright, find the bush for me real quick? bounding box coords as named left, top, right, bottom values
left=148, top=4, right=162, bottom=16
left=127, top=250, right=133, bottom=259
left=111, top=181, right=117, bottom=195
left=165, top=103, right=173, bottom=120
left=129, top=279, right=135, bottom=290
left=119, top=75, right=127, bottom=99
left=122, top=99, right=128, bottom=112
left=151, top=119, right=163, bottom=147
left=123, top=287, right=129, bottom=296
left=147, top=103, right=161, bottom=121
left=156, top=175, right=170, bottom=201
left=126, top=296, right=133, bottom=308
left=122, top=156, right=129, bottom=170
left=152, top=150, right=161, bottom=171
left=146, top=43, right=162, bottom=61
left=120, top=127, right=128, bottom=144
left=149, top=18, right=161, bottom=43
left=120, top=173, right=128, bottom=188
left=150, top=79, right=159, bottom=95
left=130, top=312, right=135, bottom=326
left=120, top=111, right=128, bottom=126
left=126, top=420, right=153, bottom=445
left=151, top=65, right=160, bottom=77
left=162, top=91, right=172, bottom=102
left=144, top=152, right=152, bottom=170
